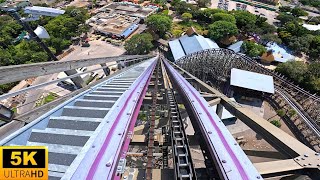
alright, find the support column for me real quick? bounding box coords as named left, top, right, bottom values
left=216, top=103, right=223, bottom=118
left=64, top=69, right=85, bottom=89
left=100, top=64, right=110, bottom=76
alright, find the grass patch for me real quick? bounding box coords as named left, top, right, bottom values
left=36, top=92, right=59, bottom=107
left=138, top=113, right=147, bottom=121
left=171, top=21, right=208, bottom=37
left=11, top=107, right=17, bottom=114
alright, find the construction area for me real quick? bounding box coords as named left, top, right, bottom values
left=87, top=2, right=158, bottom=39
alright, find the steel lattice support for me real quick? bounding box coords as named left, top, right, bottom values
left=176, top=49, right=320, bottom=142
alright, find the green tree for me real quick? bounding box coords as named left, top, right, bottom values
left=276, top=109, right=286, bottom=117
left=196, top=8, right=226, bottom=23
left=279, top=6, right=292, bottom=12
left=309, top=35, right=320, bottom=60
left=283, top=21, right=308, bottom=36
left=197, top=0, right=211, bottom=7
left=146, top=14, right=172, bottom=37
left=208, top=21, right=238, bottom=41
left=261, top=33, right=282, bottom=44
left=174, top=1, right=199, bottom=15
left=124, top=33, right=153, bottom=55
left=308, top=62, right=320, bottom=78
left=45, top=37, right=72, bottom=54
left=212, top=13, right=236, bottom=24
left=278, top=30, right=292, bottom=43
left=232, top=11, right=257, bottom=30
left=291, top=7, right=308, bottom=17
left=276, top=61, right=308, bottom=83
left=0, top=47, right=13, bottom=66
left=288, top=109, right=297, bottom=118
left=270, top=120, right=281, bottom=128
left=276, top=13, right=298, bottom=25
left=241, top=41, right=266, bottom=57
left=181, top=12, right=192, bottom=22
left=287, top=35, right=313, bottom=54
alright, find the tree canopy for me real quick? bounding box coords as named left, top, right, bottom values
left=232, top=11, right=257, bottom=30
left=124, top=33, right=153, bottom=55
left=197, top=0, right=211, bottom=7
left=276, top=61, right=320, bottom=93
left=212, top=13, right=236, bottom=24
left=300, top=0, right=320, bottom=7
left=196, top=8, right=227, bottom=23
left=208, top=21, right=238, bottom=41
left=146, top=14, right=172, bottom=37
left=241, top=41, right=266, bottom=57
left=261, top=33, right=282, bottom=44
left=291, top=7, right=308, bottom=17
left=181, top=12, right=192, bottom=22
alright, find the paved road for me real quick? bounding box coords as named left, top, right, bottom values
left=17, top=40, right=125, bottom=114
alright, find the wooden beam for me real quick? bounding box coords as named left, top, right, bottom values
left=254, top=159, right=303, bottom=175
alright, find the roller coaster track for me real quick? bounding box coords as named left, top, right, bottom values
left=0, top=54, right=319, bottom=179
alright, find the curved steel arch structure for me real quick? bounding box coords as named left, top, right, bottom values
left=176, top=48, right=320, bottom=142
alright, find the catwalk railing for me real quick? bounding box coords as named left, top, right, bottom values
left=0, top=57, right=157, bottom=179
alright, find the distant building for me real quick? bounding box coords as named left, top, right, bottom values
left=168, top=27, right=219, bottom=61
left=227, top=41, right=243, bottom=53
left=230, top=68, right=275, bottom=98
left=261, top=42, right=294, bottom=64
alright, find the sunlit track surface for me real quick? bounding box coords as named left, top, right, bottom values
left=0, top=57, right=157, bottom=180
left=164, top=59, right=262, bottom=180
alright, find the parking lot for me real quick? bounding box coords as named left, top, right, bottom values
left=211, top=0, right=278, bottom=25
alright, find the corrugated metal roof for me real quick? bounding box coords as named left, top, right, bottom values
left=228, top=41, right=243, bottom=53
left=168, top=34, right=219, bottom=60
left=24, top=6, right=65, bottom=14
left=179, top=35, right=203, bottom=55
left=205, top=38, right=220, bottom=49
left=168, top=39, right=185, bottom=60
left=230, top=68, right=274, bottom=94
left=266, top=42, right=294, bottom=63
left=121, top=24, right=138, bottom=38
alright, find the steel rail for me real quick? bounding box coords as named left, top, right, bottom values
left=275, top=89, right=320, bottom=137
left=66, top=58, right=157, bottom=180
left=164, top=59, right=262, bottom=180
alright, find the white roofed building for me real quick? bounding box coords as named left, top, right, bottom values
left=168, top=27, right=219, bottom=61
left=230, top=68, right=275, bottom=97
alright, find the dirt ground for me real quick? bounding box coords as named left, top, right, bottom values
left=231, top=99, right=298, bottom=163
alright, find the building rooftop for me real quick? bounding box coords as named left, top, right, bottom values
left=302, top=24, right=320, bottom=31
left=169, top=28, right=219, bottom=61
left=263, top=42, right=294, bottom=63
left=230, top=68, right=275, bottom=94
left=227, top=41, right=244, bottom=53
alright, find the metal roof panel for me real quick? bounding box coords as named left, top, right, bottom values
left=230, top=68, right=274, bottom=94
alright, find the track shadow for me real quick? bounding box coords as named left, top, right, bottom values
left=244, top=149, right=285, bottom=159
